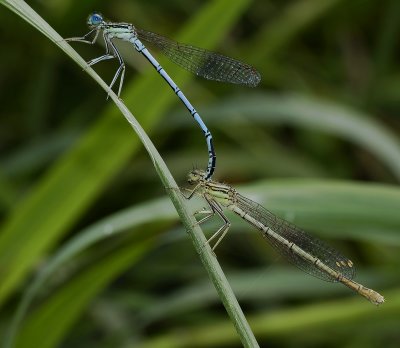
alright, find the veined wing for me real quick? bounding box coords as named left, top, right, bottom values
left=136, top=27, right=261, bottom=87
left=235, top=194, right=356, bottom=282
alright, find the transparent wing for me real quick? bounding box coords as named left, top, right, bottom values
left=236, top=194, right=356, bottom=282
left=136, top=27, right=261, bottom=87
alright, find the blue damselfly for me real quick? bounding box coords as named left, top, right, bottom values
left=66, top=13, right=261, bottom=180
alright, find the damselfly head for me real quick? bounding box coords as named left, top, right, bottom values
left=87, top=12, right=104, bottom=28
left=187, top=169, right=205, bottom=185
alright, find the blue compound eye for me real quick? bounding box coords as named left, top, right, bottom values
left=88, top=12, right=103, bottom=27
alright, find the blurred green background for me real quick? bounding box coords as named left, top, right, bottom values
left=1, top=0, right=400, bottom=347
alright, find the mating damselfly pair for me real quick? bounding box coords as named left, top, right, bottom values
left=66, top=14, right=384, bottom=305
left=65, top=12, right=261, bottom=180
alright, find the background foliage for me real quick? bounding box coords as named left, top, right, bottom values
left=1, top=0, right=400, bottom=347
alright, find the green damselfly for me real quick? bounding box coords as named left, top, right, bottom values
left=184, top=169, right=384, bottom=305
